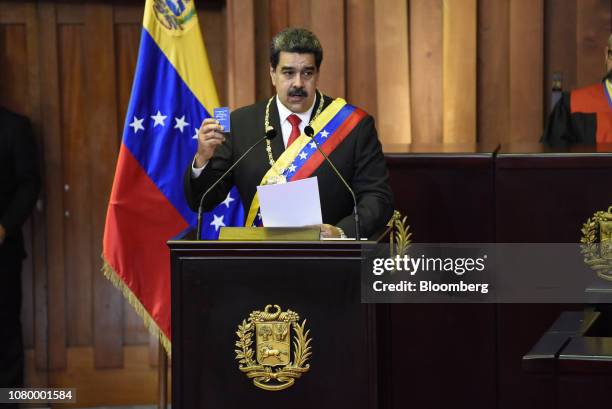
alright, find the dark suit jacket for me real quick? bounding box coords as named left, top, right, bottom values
left=184, top=94, right=393, bottom=238
left=0, top=107, right=40, bottom=263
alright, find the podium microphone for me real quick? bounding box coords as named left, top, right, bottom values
left=196, top=127, right=277, bottom=240
left=304, top=125, right=360, bottom=240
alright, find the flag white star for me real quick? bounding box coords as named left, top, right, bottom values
left=299, top=152, right=308, bottom=160
left=151, top=110, right=167, bottom=127
left=210, top=214, right=225, bottom=231
left=193, top=126, right=199, bottom=139
left=288, top=164, right=297, bottom=173
left=221, top=193, right=235, bottom=208
left=257, top=212, right=262, bottom=220
left=129, top=116, right=145, bottom=133
left=174, top=115, right=189, bottom=133
left=309, top=141, right=317, bottom=149
left=320, top=130, right=329, bottom=138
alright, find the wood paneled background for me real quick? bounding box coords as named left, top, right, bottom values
left=0, top=0, right=610, bottom=406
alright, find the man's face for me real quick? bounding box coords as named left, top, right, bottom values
left=270, top=51, right=319, bottom=113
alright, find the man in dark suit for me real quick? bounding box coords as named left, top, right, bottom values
left=0, top=106, right=40, bottom=394
left=185, top=28, right=393, bottom=238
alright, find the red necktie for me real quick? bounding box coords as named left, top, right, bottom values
left=287, top=114, right=302, bottom=147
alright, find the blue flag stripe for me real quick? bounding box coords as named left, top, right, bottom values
left=122, top=28, right=244, bottom=237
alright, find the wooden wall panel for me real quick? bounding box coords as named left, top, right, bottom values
left=226, top=0, right=255, bottom=108
left=84, top=4, right=123, bottom=369
left=0, top=25, right=30, bottom=114
left=113, top=3, right=141, bottom=24
left=21, top=0, right=46, bottom=377
left=148, top=332, right=159, bottom=367
left=23, top=3, right=45, bottom=373
left=123, top=303, right=148, bottom=346
left=510, top=0, right=544, bottom=142
left=0, top=1, right=25, bottom=23
left=576, top=0, right=611, bottom=88
left=115, top=24, right=140, bottom=142
left=545, top=0, right=576, bottom=114
left=59, top=24, right=93, bottom=348
left=478, top=0, right=510, bottom=145
left=38, top=1, right=66, bottom=370
left=199, top=5, right=227, bottom=105
left=346, top=0, right=377, bottom=118
left=56, top=3, right=83, bottom=25
left=269, top=0, right=288, bottom=36
left=310, top=0, right=345, bottom=98
left=410, top=0, right=443, bottom=144
left=374, top=0, right=411, bottom=144
left=443, top=0, right=477, bottom=143
left=23, top=0, right=45, bottom=359
left=114, top=22, right=149, bottom=346
left=288, top=0, right=311, bottom=28
left=254, top=0, right=272, bottom=101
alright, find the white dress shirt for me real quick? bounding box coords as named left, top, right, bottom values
left=275, top=95, right=315, bottom=148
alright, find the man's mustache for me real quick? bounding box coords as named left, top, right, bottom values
left=288, top=88, right=308, bottom=97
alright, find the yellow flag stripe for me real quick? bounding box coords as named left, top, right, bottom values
left=143, top=0, right=219, bottom=114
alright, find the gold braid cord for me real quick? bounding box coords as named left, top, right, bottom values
left=102, top=258, right=171, bottom=357
left=264, top=90, right=324, bottom=167
left=580, top=206, right=612, bottom=281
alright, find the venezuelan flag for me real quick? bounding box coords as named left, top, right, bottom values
left=102, top=0, right=242, bottom=355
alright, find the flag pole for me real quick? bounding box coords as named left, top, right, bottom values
left=158, top=340, right=168, bottom=409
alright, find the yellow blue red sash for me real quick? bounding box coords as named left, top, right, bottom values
left=246, top=98, right=367, bottom=226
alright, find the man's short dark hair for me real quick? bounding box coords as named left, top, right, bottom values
left=270, top=28, right=323, bottom=70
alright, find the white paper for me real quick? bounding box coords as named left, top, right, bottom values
left=257, top=177, right=322, bottom=227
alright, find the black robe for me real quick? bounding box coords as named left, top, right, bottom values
left=542, top=82, right=612, bottom=147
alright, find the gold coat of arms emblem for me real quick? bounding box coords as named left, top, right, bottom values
left=234, top=304, right=312, bottom=391
left=581, top=206, right=612, bottom=280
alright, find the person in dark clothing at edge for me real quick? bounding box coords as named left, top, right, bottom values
left=542, top=33, right=612, bottom=146
left=0, top=106, right=40, bottom=407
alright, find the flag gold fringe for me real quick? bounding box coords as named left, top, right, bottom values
left=102, top=258, right=171, bottom=357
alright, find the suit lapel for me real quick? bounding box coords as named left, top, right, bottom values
left=267, top=98, right=285, bottom=161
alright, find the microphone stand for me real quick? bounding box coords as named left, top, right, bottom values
left=196, top=128, right=277, bottom=240
left=305, top=126, right=360, bottom=240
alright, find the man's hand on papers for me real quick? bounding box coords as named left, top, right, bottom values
left=319, top=224, right=341, bottom=238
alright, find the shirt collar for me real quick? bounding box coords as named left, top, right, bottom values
left=275, top=95, right=316, bottom=126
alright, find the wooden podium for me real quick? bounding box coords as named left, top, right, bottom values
left=168, top=239, right=378, bottom=409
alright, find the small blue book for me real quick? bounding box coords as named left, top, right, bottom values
left=214, top=107, right=230, bottom=133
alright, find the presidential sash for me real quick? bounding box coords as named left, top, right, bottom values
left=246, top=98, right=367, bottom=226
